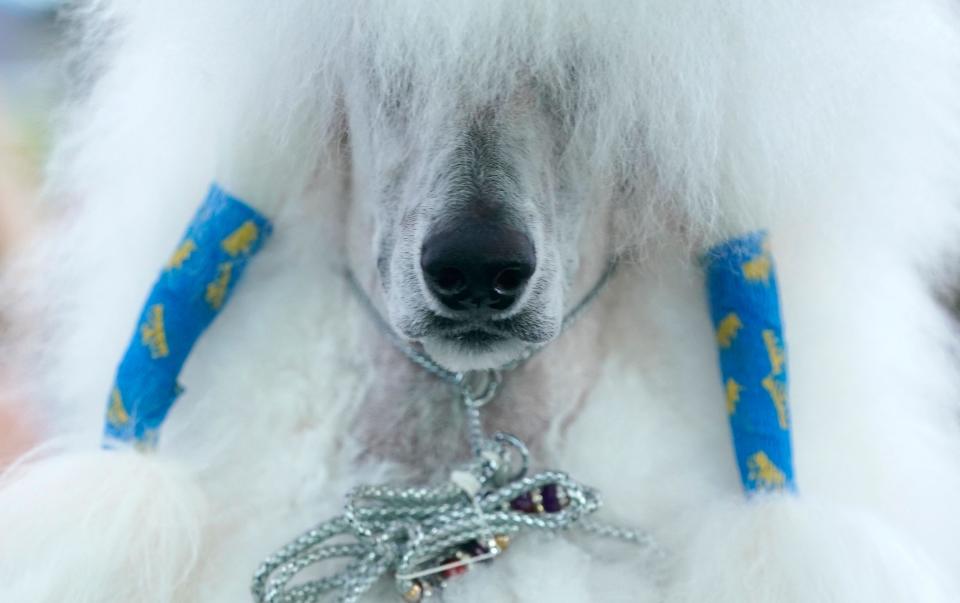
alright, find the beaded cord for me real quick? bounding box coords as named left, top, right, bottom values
left=251, top=264, right=662, bottom=602
left=251, top=391, right=659, bottom=603
left=252, top=452, right=602, bottom=602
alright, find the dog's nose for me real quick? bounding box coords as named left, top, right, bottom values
left=421, top=221, right=535, bottom=312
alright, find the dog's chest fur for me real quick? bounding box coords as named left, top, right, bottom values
left=345, top=305, right=608, bottom=479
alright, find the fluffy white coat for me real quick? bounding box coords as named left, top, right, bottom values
left=2, top=1, right=960, bottom=601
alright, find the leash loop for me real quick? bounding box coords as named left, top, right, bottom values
left=252, top=262, right=664, bottom=602
left=460, top=369, right=502, bottom=408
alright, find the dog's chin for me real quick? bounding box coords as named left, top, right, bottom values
left=419, top=333, right=533, bottom=372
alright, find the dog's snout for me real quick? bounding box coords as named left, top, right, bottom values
left=421, top=220, right=535, bottom=312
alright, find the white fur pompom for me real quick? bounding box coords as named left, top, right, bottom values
left=667, top=494, right=957, bottom=603
left=0, top=450, right=207, bottom=603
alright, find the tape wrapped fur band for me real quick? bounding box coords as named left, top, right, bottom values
left=103, top=184, right=272, bottom=448
left=703, top=231, right=795, bottom=493
left=99, top=191, right=791, bottom=501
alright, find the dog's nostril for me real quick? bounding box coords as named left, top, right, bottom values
left=421, top=220, right=536, bottom=312
left=492, top=267, right=529, bottom=296
left=431, top=267, right=468, bottom=296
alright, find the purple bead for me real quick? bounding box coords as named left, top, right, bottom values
left=541, top=484, right=563, bottom=513
left=510, top=492, right=536, bottom=513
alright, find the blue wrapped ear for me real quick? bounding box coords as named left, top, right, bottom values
left=703, top=231, right=795, bottom=493
left=103, top=184, right=272, bottom=449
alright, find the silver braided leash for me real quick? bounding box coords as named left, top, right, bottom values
left=252, top=264, right=663, bottom=602
left=252, top=447, right=602, bottom=601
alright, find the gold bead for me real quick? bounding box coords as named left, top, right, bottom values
left=532, top=489, right=545, bottom=514
left=494, top=534, right=511, bottom=551
left=402, top=582, right=423, bottom=602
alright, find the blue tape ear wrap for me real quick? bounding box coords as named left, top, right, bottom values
left=103, top=184, right=272, bottom=449
left=703, top=231, right=796, bottom=494
left=101, top=192, right=791, bottom=494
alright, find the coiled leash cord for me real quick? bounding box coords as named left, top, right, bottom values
left=251, top=264, right=663, bottom=603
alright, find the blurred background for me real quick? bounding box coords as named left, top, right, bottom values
left=0, top=0, right=64, bottom=466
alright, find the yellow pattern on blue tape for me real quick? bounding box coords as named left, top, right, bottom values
left=205, top=262, right=234, bottom=310
left=742, top=253, right=771, bottom=283
left=705, top=231, right=794, bottom=493
left=725, top=377, right=742, bottom=415
left=762, top=330, right=785, bottom=375
left=106, top=387, right=130, bottom=427
left=716, top=313, right=743, bottom=349
left=747, top=451, right=787, bottom=490
left=166, top=239, right=197, bottom=270
left=104, top=184, right=272, bottom=448
left=221, top=221, right=260, bottom=257
left=762, top=375, right=789, bottom=430
left=761, top=329, right=788, bottom=429
left=140, top=304, right=170, bottom=359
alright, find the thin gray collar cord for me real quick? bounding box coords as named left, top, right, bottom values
left=252, top=262, right=663, bottom=603
left=343, top=261, right=620, bottom=388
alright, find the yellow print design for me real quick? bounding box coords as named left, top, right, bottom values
left=725, top=377, right=742, bottom=415
left=741, top=253, right=771, bottom=283
left=747, top=451, right=787, bottom=489
left=140, top=304, right=170, bottom=359
left=761, top=329, right=788, bottom=429
left=107, top=387, right=130, bottom=427
left=716, top=313, right=743, bottom=349
left=167, top=239, right=197, bottom=270
left=206, top=262, right=234, bottom=310
left=762, top=330, right=785, bottom=375
left=221, top=221, right=260, bottom=257
left=762, top=375, right=789, bottom=429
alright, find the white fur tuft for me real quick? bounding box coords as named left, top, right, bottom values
left=668, top=494, right=958, bottom=603
left=0, top=449, right=207, bottom=603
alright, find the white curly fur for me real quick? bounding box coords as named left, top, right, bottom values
left=3, top=1, right=960, bottom=601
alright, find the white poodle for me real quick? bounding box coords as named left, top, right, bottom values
left=3, top=1, right=960, bottom=602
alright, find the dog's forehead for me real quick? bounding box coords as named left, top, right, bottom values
left=353, top=79, right=554, bottom=128
left=346, top=46, right=578, bottom=123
